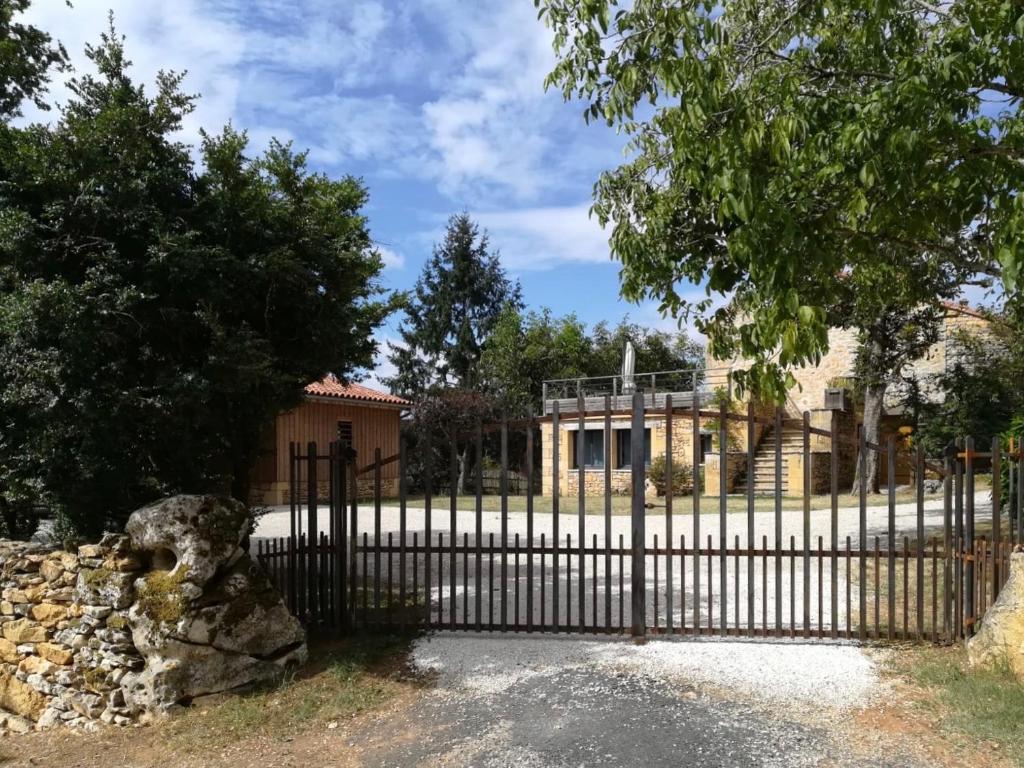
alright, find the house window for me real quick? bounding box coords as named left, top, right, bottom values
left=615, top=428, right=652, bottom=468
left=571, top=429, right=605, bottom=469
left=337, top=420, right=353, bottom=449
left=700, top=433, right=713, bottom=464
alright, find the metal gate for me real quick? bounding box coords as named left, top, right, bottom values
left=256, top=392, right=1023, bottom=643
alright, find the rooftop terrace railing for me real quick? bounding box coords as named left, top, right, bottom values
left=541, top=366, right=733, bottom=414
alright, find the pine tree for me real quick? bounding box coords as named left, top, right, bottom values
left=386, top=213, right=521, bottom=396
left=386, top=213, right=521, bottom=491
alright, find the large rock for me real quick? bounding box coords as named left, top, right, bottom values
left=122, top=495, right=306, bottom=711
left=126, top=495, right=250, bottom=586
left=0, top=670, right=46, bottom=721
left=968, top=550, right=1024, bottom=679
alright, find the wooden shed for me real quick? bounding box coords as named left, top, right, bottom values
left=249, top=376, right=410, bottom=505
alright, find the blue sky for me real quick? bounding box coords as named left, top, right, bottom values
left=21, top=0, right=684, bottom=387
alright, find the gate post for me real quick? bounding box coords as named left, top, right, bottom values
left=631, top=392, right=647, bottom=636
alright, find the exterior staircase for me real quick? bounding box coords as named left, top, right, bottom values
left=733, top=422, right=805, bottom=495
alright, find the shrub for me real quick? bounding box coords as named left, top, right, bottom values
left=647, top=455, right=694, bottom=496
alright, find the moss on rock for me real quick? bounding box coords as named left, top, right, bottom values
left=136, top=566, right=190, bottom=626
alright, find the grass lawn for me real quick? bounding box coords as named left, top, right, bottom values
left=887, top=646, right=1024, bottom=767
left=393, top=489, right=943, bottom=515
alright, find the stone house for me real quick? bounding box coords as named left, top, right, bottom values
left=539, top=302, right=991, bottom=498
left=249, top=376, right=409, bottom=505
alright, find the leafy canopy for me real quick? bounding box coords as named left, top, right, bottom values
left=0, top=22, right=391, bottom=535
left=537, top=0, right=1022, bottom=397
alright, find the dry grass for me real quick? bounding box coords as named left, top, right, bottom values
left=165, top=634, right=418, bottom=752
left=887, top=646, right=1024, bottom=767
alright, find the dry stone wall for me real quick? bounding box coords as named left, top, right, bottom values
left=0, top=494, right=306, bottom=735
left=0, top=535, right=143, bottom=733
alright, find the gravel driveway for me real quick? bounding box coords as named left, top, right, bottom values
left=354, top=634, right=925, bottom=767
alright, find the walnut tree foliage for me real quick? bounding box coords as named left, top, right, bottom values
left=536, top=0, right=1022, bottom=399
left=0, top=22, right=391, bottom=537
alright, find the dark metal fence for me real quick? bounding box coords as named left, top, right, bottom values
left=255, top=392, right=1023, bottom=643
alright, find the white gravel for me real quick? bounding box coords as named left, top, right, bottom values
left=411, top=634, right=885, bottom=712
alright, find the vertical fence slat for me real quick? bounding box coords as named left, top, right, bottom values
left=943, top=444, right=953, bottom=642
left=475, top=422, right=483, bottom=632
left=858, top=426, right=867, bottom=641
left=399, top=435, right=407, bottom=630
left=803, top=412, right=811, bottom=637
left=631, top=391, right=647, bottom=636
left=307, top=442, right=318, bottom=628
left=450, top=440, right=458, bottom=631
left=540, top=533, right=547, bottom=630
left=527, top=410, right=535, bottom=632
left=916, top=444, right=925, bottom=641
left=965, top=436, right=976, bottom=638
left=604, top=395, right=612, bottom=631
left=830, top=410, right=839, bottom=639
left=372, top=447, right=382, bottom=627
left=501, top=419, right=509, bottom=632
left=719, top=397, right=727, bottom=637
left=425, top=435, right=432, bottom=625
left=349, top=459, right=359, bottom=628
left=774, top=408, right=783, bottom=634
left=747, top=402, right=755, bottom=636
left=992, top=436, right=1002, bottom=606
left=666, top=394, right=675, bottom=632
left=887, top=437, right=896, bottom=642
left=552, top=401, right=560, bottom=632
left=289, top=442, right=298, bottom=614
left=577, top=395, right=586, bottom=633
left=692, top=390, right=701, bottom=634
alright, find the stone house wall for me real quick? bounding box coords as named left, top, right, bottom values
left=705, top=305, right=994, bottom=417
left=541, top=412, right=748, bottom=498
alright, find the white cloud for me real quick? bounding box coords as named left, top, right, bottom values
left=475, top=204, right=612, bottom=270
left=376, top=246, right=405, bottom=271
left=17, top=0, right=626, bottom=264
left=362, top=333, right=402, bottom=392
left=419, top=2, right=567, bottom=201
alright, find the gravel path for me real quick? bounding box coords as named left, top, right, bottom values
left=352, top=634, right=920, bottom=767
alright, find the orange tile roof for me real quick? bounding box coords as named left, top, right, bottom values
left=304, top=375, right=410, bottom=406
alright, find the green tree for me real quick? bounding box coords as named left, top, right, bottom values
left=587, top=318, right=703, bottom=381
left=386, top=213, right=522, bottom=396
left=536, top=0, right=1021, bottom=398
left=835, top=260, right=968, bottom=492
left=0, top=25, right=391, bottom=536
left=479, top=308, right=703, bottom=415
left=478, top=307, right=591, bottom=415
left=909, top=306, right=1024, bottom=458
left=0, top=0, right=67, bottom=119
left=386, top=213, right=521, bottom=490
